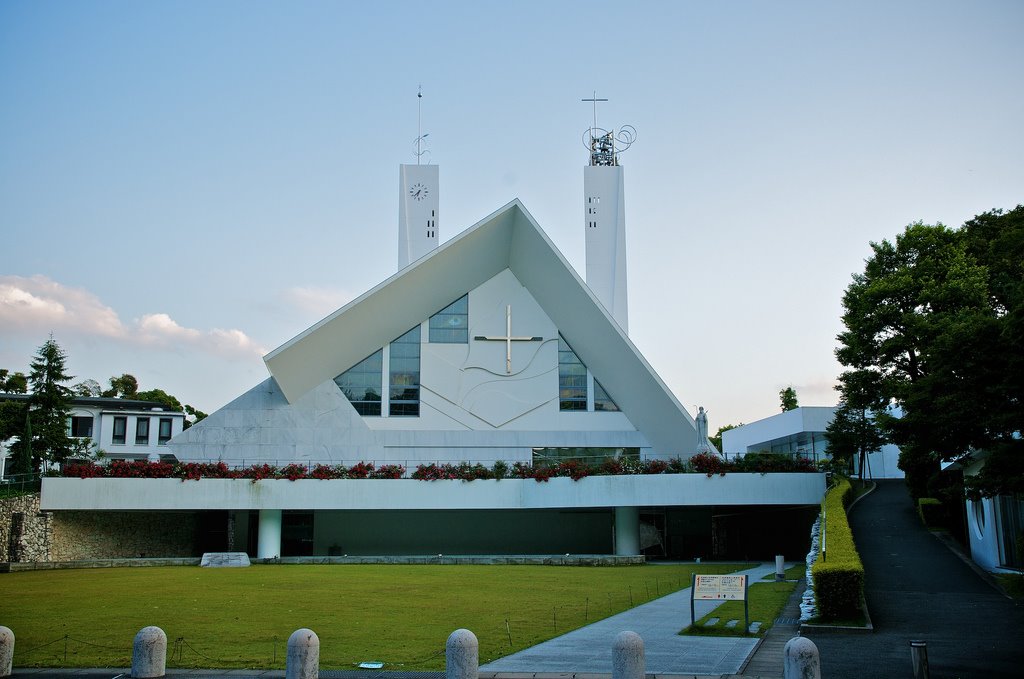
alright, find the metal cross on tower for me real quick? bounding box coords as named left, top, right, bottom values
left=473, top=305, right=543, bottom=374
left=581, top=91, right=608, bottom=140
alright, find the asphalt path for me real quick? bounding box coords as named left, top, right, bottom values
left=803, top=480, right=1024, bottom=679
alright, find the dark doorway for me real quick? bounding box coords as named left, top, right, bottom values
left=282, top=511, right=315, bottom=556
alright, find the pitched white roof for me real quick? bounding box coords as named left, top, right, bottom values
left=264, top=200, right=698, bottom=455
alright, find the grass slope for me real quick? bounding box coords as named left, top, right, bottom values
left=0, top=563, right=750, bottom=669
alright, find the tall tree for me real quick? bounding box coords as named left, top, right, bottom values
left=779, top=387, right=799, bottom=412
left=27, top=337, right=75, bottom=469
left=835, top=208, right=1024, bottom=498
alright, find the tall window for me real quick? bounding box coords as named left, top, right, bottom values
left=135, top=417, right=150, bottom=445
left=334, top=350, right=383, bottom=416
left=158, top=418, right=173, bottom=445
left=558, top=335, right=587, bottom=411
left=594, top=380, right=620, bottom=412
left=70, top=416, right=94, bottom=438
left=112, top=416, right=127, bottom=445
left=429, top=295, right=468, bottom=343
left=389, top=325, right=421, bottom=416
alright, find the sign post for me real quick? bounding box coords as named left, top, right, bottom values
left=690, top=574, right=749, bottom=630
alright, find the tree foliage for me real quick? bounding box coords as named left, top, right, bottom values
left=0, top=369, right=29, bottom=394
left=102, top=373, right=138, bottom=399
left=779, top=387, right=799, bottom=412
left=835, top=207, right=1024, bottom=498
left=709, top=423, right=741, bottom=451
left=27, top=337, right=75, bottom=469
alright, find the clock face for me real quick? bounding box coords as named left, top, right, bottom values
left=409, top=183, right=429, bottom=201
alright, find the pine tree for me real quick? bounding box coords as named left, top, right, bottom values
left=27, top=336, right=74, bottom=469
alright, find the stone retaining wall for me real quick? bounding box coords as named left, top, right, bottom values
left=50, top=511, right=198, bottom=560
left=1, top=493, right=198, bottom=562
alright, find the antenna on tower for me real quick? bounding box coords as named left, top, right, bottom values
left=580, top=91, right=636, bottom=166
left=414, top=85, right=430, bottom=165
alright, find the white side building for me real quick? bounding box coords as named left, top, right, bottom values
left=722, top=406, right=904, bottom=479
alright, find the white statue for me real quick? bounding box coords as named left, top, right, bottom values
left=696, top=406, right=711, bottom=453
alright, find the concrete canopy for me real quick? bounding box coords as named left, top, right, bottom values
left=264, top=200, right=699, bottom=456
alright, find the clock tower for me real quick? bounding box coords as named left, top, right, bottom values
left=398, top=88, right=439, bottom=270
left=582, top=95, right=634, bottom=335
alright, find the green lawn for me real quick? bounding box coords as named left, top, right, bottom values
left=0, top=563, right=750, bottom=670
left=760, top=563, right=805, bottom=580
left=680, top=580, right=796, bottom=637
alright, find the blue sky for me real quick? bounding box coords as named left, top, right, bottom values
left=2, top=1, right=1022, bottom=431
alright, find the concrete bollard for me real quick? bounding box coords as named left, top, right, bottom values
left=286, top=628, right=319, bottom=679
left=446, top=628, right=479, bottom=679
left=612, top=631, right=644, bottom=679
left=131, top=626, right=167, bottom=678
left=910, top=640, right=929, bottom=679
left=0, top=626, right=14, bottom=678
left=783, top=636, right=820, bottom=679
left=776, top=555, right=786, bottom=581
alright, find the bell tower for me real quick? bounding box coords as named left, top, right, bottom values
left=582, top=93, right=635, bottom=334
left=398, top=88, right=439, bottom=270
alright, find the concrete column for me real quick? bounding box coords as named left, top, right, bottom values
left=783, top=636, right=820, bottom=679
left=0, top=626, right=14, bottom=678
left=132, top=626, right=167, bottom=678
left=612, top=631, right=644, bottom=679
left=257, top=509, right=283, bottom=559
left=614, top=507, right=640, bottom=556
left=286, top=628, right=319, bottom=679
left=445, top=628, right=478, bottom=679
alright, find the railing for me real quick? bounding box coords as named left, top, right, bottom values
left=0, top=472, right=42, bottom=497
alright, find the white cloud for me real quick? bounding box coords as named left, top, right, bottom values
left=281, top=285, right=354, bottom=317
left=0, top=275, right=265, bottom=360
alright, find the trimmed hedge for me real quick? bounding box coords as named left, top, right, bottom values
left=917, top=497, right=946, bottom=528
left=811, top=479, right=865, bottom=620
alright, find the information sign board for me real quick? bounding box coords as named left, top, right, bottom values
left=693, top=574, right=747, bottom=600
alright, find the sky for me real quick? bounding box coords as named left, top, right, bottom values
left=1, top=1, right=1022, bottom=432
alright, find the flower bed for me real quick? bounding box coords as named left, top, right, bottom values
left=59, top=452, right=821, bottom=483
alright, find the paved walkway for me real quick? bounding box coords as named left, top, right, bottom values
left=480, top=563, right=776, bottom=676
left=803, top=480, right=1024, bottom=679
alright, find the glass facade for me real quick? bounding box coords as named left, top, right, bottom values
left=429, top=295, right=469, bottom=343
left=334, top=349, right=384, bottom=416
left=558, top=335, right=587, bottom=411
left=594, top=380, right=619, bottom=411
left=389, top=325, right=421, bottom=416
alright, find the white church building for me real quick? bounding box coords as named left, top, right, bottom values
left=40, top=120, right=825, bottom=561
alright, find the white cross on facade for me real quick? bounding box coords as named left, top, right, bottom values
left=474, top=304, right=543, bottom=374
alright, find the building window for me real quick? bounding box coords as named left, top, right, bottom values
left=112, top=416, right=127, bottom=445
left=334, top=350, right=383, bottom=416
left=70, top=416, right=94, bottom=438
left=158, top=418, right=173, bottom=444
left=389, top=325, right=421, bottom=417
left=135, top=417, right=150, bottom=445
left=594, top=380, right=620, bottom=412
left=558, top=335, right=587, bottom=411
left=429, top=295, right=468, bottom=343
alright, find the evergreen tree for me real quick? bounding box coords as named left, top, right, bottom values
left=27, top=337, right=74, bottom=469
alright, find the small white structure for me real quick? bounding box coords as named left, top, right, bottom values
left=722, top=406, right=904, bottom=479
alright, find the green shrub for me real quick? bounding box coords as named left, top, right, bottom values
left=917, top=497, right=946, bottom=528
left=811, top=479, right=864, bottom=619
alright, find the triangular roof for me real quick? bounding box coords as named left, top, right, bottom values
left=264, top=199, right=698, bottom=454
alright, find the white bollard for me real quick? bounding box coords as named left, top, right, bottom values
left=910, top=640, right=930, bottom=679
left=0, top=626, right=13, bottom=678
left=783, top=636, right=820, bottom=679
left=286, top=628, right=319, bottom=679
left=612, top=631, right=644, bottom=679
left=776, top=555, right=786, bottom=581
left=446, top=628, right=479, bottom=679
left=131, top=626, right=167, bottom=678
